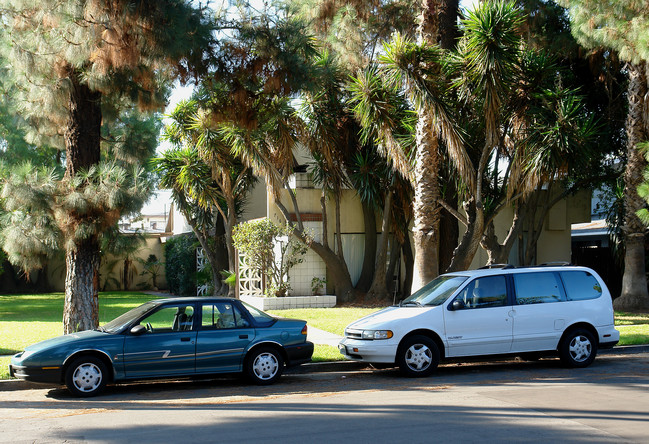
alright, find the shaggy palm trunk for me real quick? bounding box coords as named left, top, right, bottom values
left=412, top=122, right=441, bottom=288
left=412, top=0, right=443, bottom=290
left=62, top=71, right=102, bottom=334
left=616, top=63, right=649, bottom=311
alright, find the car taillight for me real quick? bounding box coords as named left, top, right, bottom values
left=301, top=325, right=308, bottom=335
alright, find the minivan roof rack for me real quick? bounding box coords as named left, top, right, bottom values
left=479, top=264, right=514, bottom=269
left=538, top=262, right=572, bottom=267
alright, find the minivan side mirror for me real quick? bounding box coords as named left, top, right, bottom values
left=130, top=324, right=146, bottom=336
left=450, top=300, right=465, bottom=311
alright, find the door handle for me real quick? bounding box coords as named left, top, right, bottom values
left=180, top=337, right=191, bottom=342
left=239, top=335, right=248, bottom=339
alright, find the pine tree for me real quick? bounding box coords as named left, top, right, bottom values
left=0, top=0, right=214, bottom=332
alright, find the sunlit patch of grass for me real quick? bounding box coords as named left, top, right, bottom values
left=0, top=356, right=12, bottom=380
left=268, top=307, right=383, bottom=337
left=615, top=311, right=649, bottom=326
left=0, top=292, right=157, bottom=356
left=312, top=344, right=346, bottom=362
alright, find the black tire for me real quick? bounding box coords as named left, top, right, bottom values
left=245, top=347, right=284, bottom=385
left=559, top=328, right=597, bottom=368
left=65, top=356, right=108, bottom=397
left=397, top=335, right=440, bottom=377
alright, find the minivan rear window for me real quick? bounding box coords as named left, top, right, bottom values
left=560, top=271, right=602, bottom=301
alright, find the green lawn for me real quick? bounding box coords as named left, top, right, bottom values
left=615, top=311, right=649, bottom=346
left=1, top=294, right=648, bottom=381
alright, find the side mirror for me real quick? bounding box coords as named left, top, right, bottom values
left=450, top=300, right=465, bottom=311
left=130, top=324, right=146, bottom=336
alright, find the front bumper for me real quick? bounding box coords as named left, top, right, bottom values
left=338, top=338, right=397, bottom=364
left=9, top=363, right=62, bottom=384
left=285, top=341, right=314, bottom=366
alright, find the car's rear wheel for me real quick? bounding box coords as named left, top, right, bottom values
left=397, top=335, right=440, bottom=377
left=65, top=356, right=108, bottom=397
left=559, top=328, right=597, bottom=368
left=245, top=347, right=284, bottom=385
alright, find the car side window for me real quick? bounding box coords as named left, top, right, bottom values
left=514, top=272, right=565, bottom=305
left=141, top=305, right=194, bottom=333
left=560, top=271, right=602, bottom=301
left=201, top=303, right=250, bottom=330
left=453, top=276, right=508, bottom=309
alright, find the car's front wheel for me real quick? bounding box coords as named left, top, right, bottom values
left=397, top=335, right=440, bottom=377
left=65, top=356, right=108, bottom=397
left=245, top=347, right=284, bottom=385
left=559, top=328, right=597, bottom=368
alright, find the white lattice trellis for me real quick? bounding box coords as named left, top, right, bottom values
left=238, top=251, right=263, bottom=297
left=196, top=247, right=210, bottom=296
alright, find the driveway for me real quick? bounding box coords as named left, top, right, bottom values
left=1, top=352, right=647, bottom=443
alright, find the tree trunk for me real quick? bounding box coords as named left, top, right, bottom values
left=412, top=118, right=441, bottom=289
left=412, top=0, right=457, bottom=289
left=616, top=62, right=649, bottom=311
left=480, top=204, right=524, bottom=265
left=225, top=192, right=237, bottom=297
left=444, top=198, right=484, bottom=271
left=62, top=69, right=102, bottom=333
left=356, top=202, right=377, bottom=293
left=386, top=235, right=401, bottom=297
left=402, top=231, right=414, bottom=298
left=274, top=196, right=357, bottom=302
left=123, top=257, right=132, bottom=291
left=63, top=238, right=100, bottom=334
left=367, top=192, right=393, bottom=301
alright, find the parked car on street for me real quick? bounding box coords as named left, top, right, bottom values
left=339, top=265, right=619, bottom=376
left=10, top=297, right=313, bottom=396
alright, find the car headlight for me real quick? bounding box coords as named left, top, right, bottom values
left=361, top=330, right=393, bottom=340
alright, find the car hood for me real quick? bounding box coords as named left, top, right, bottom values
left=24, top=329, right=110, bottom=353
left=346, top=305, right=436, bottom=330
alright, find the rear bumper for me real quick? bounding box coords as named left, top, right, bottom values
left=285, top=341, right=314, bottom=366
left=9, top=364, right=62, bottom=384
left=599, top=340, right=619, bottom=350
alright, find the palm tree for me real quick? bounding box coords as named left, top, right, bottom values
left=156, top=102, right=256, bottom=297
left=558, top=0, right=649, bottom=312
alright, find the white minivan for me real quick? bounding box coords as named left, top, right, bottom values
left=338, top=265, right=619, bottom=376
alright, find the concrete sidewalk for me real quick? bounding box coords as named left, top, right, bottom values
left=308, top=326, right=343, bottom=347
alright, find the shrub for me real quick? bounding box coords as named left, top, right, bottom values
left=232, top=219, right=307, bottom=297
left=164, top=233, right=198, bottom=296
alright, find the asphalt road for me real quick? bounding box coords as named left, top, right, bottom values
left=1, top=353, right=648, bottom=443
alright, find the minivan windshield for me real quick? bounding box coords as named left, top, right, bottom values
left=400, top=275, right=468, bottom=306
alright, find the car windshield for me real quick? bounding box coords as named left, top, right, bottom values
left=400, top=275, right=468, bottom=306
left=101, top=302, right=157, bottom=334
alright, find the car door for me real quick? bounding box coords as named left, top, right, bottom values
left=444, top=275, right=513, bottom=357
left=122, top=303, right=197, bottom=378
left=510, top=271, right=567, bottom=352
left=195, top=302, right=255, bottom=374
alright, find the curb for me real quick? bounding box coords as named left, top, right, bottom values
left=2, top=345, right=648, bottom=392
left=599, top=344, right=649, bottom=355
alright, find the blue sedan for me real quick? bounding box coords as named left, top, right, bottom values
left=9, top=297, right=314, bottom=397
